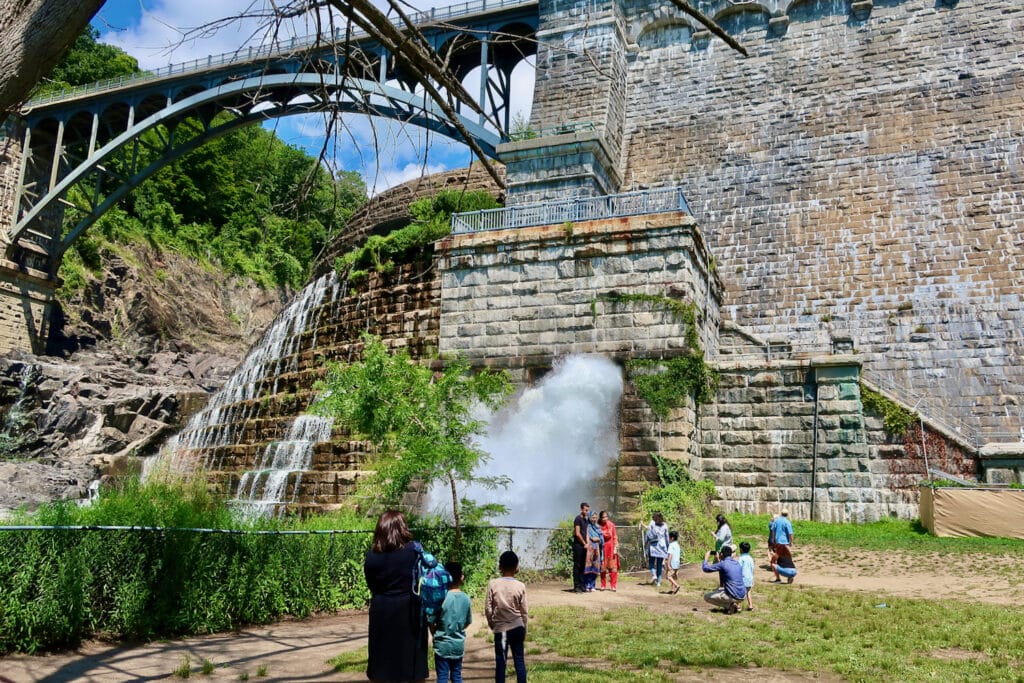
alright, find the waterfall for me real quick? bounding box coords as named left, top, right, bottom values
left=231, top=414, right=334, bottom=520
left=0, top=364, right=39, bottom=456
left=146, top=273, right=341, bottom=517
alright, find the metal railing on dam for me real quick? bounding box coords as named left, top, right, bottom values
left=25, top=0, right=538, bottom=109
left=450, top=187, right=693, bottom=234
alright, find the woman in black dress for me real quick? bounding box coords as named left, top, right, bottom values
left=364, top=510, right=428, bottom=682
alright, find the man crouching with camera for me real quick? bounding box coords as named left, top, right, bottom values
left=701, top=547, right=747, bottom=615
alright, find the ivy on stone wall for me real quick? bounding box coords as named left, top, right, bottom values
left=597, top=292, right=700, bottom=349
left=651, top=452, right=690, bottom=487
left=628, top=356, right=717, bottom=417
left=861, top=384, right=917, bottom=436
left=595, top=292, right=716, bottom=416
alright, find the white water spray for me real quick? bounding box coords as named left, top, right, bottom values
left=429, top=354, right=623, bottom=527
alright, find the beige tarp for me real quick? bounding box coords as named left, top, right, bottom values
left=919, top=486, right=1024, bottom=539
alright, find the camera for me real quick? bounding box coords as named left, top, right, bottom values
left=709, top=549, right=718, bottom=558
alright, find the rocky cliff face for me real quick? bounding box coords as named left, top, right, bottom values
left=0, top=242, right=289, bottom=515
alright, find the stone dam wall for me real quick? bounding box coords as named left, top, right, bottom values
left=528, top=0, right=1024, bottom=440
left=156, top=183, right=995, bottom=521
left=193, top=260, right=442, bottom=512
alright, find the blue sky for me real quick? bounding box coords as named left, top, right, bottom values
left=91, top=1, right=533, bottom=193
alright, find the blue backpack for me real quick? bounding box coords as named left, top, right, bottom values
left=412, top=542, right=452, bottom=626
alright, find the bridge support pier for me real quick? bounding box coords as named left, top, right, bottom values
left=1, top=121, right=57, bottom=355
left=0, top=260, right=55, bottom=355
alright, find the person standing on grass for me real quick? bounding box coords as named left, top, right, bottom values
left=771, top=509, right=794, bottom=557
left=433, top=562, right=472, bottom=683
left=486, top=551, right=528, bottom=683
left=644, top=512, right=670, bottom=586
left=583, top=512, right=604, bottom=592
left=712, top=513, right=734, bottom=554
left=738, top=541, right=756, bottom=610
left=598, top=510, right=619, bottom=591
left=665, top=531, right=682, bottom=594
left=363, top=510, right=428, bottom=683
left=767, top=513, right=778, bottom=567
left=701, top=546, right=746, bottom=614
left=572, top=502, right=590, bottom=593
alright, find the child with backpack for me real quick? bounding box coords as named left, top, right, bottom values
left=433, top=562, right=472, bottom=683
left=485, top=551, right=528, bottom=683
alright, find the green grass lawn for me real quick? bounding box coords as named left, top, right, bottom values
left=729, top=513, right=1024, bottom=555
left=528, top=584, right=1024, bottom=682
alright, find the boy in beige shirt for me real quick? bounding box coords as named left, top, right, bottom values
left=484, top=550, right=528, bottom=683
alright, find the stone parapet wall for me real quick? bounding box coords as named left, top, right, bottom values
left=438, top=212, right=721, bottom=363
left=612, top=0, right=1024, bottom=437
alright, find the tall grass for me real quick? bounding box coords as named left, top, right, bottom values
left=0, top=478, right=496, bottom=654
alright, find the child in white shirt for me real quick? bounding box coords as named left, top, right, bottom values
left=666, top=531, right=681, bottom=595
left=738, top=541, right=755, bottom=611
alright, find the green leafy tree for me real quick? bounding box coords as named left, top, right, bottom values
left=311, top=335, right=513, bottom=553
left=34, top=27, right=139, bottom=96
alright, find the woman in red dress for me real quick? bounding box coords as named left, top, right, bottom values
left=598, top=510, right=619, bottom=591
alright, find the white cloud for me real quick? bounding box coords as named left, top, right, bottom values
left=97, top=1, right=274, bottom=70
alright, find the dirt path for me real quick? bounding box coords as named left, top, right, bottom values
left=3, top=545, right=1019, bottom=682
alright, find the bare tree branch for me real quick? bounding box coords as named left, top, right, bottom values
left=669, top=0, right=748, bottom=57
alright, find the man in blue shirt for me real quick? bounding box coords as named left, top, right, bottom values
left=701, top=546, right=746, bottom=614
left=771, top=509, right=795, bottom=548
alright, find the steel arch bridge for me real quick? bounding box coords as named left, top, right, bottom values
left=7, top=0, right=538, bottom=275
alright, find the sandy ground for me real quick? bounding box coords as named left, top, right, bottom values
left=2, top=544, right=1019, bottom=683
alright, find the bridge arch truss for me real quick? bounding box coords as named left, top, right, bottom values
left=9, top=1, right=537, bottom=273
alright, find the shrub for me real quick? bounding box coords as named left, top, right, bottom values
left=0, top=479, right=374, bottom=653
left=0, top=476, right=519, bottom=654
left=639, top=474, right=718, bottom=563
left=542, top=521, right=575, bottom=578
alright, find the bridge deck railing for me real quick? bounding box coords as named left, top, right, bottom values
left=450, top=186, right=692, bottom=234
left=25, top=0, right=537, bottom=109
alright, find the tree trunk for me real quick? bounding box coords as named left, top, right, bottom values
left=0, top=0, right=106, bottom=114
left=448, top=470, right=462, bottom=558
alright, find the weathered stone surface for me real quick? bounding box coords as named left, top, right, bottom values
left=609, top=0, right=1023, bottom=437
